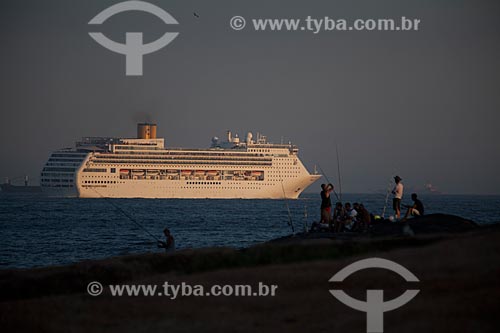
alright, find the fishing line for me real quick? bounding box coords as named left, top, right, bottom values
left=90, top=187, right=160, bottom=242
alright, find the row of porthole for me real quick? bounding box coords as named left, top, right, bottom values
left=83, top=180, right=117, bottom=184
left=83, top=176, right=118, bottom=178
left=80, top=179, right=293, bottom=185
left=180, top=187, right=261, bottom=190
left=40, top=179, right=73, bottom=183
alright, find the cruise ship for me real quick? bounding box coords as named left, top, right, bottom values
left=40, top=124, right=321, bottom=199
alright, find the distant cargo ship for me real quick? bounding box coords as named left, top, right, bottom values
left=1, top=176, right=42, bottom=194
left=40, top=124, right=321, bottom=199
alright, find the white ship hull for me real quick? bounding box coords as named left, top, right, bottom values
left=77, top=178, right=320, bottom=199
left=74, top=152, right=320, bottom=199
left=40, top=125, right=321, bottom=199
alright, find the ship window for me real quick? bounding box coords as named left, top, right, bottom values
left=43, top=167, right=76, bottom=172
left=83, top=168, right=107, bottom=173
left=111, top=168, right=116, bottom=173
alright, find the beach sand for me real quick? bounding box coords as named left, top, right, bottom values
left=1, top=219, right=499, bottom=332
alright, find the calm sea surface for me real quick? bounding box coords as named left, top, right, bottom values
left=1, top=193, right=499, bottom=269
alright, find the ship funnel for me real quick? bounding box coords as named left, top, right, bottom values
left=137, top=123, right=157, bottom=139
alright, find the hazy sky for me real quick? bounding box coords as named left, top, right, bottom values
left=1, top=0, right=499, bottom=194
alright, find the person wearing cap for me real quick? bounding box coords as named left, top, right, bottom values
left=391, top=176, right=404, bottom=220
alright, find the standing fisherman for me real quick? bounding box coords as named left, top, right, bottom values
left=320, top=183, right=334, bottom=224
left=392, top=176, right=404, bottom=220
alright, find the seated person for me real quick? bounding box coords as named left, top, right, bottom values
left=353, top=203, right=370, bottom=232
left=157, top=228, right=175, bottom=253
left=333, top=202, right=345, bottom=233
left=343, top=202, right=358, bottom=231
left=403, top=193, right=425, bottom=220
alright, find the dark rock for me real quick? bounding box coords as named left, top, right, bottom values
left=406, top=213, right=478, bottom=233
left=275, top=214, right=481, bottom=242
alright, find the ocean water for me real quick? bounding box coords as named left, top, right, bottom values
left=0, top=193, right=499, bottom=269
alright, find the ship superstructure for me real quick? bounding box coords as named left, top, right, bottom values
left=41, top=124, right=321, bottom=198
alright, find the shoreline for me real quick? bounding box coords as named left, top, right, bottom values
left=1, top=215, right=499, bottom=332
left=1, top=213, right=487, bottom=271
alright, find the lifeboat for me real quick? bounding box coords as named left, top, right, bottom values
left=251, top=171, right=263, bottom=177
left=206, top=170, right=219, bottom=176
left=194, top=170, right=206, bottom=176
left=132, top=170, right=145, bottom=175
left=181, top=170, right=192, bottom=176
left=120, top=169, right=130, bottom=174
left=167, top=169, right=178, bottom=175
left=147, top=170, right=159, bottom=175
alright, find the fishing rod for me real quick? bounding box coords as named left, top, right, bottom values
left=280, top=180, right=295, bottom=234
left=335, top=144, right=343, bottom=202
left=303, top=205, right=309, bottom=233
left=91, top=187, right=160, bottom=242
left=278, top=172, right=295, bottom=234
left=317, top=164, right=341, bottom=202
left=381, top=177, right=393, bottom=218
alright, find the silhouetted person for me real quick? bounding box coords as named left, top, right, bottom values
left=392, top=176, right=404, bottom=220
left=354, top=203, right=371, bottom=231
left=158, top=228, right=175, bottom=253
left=333, top=201, right=345, bottom=232
left=320, top=183, right=333, bottom=224
left=343, top=202, right=358, bottom=230
left=403, top=193, right=425, bottom=220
